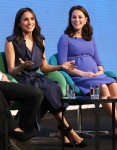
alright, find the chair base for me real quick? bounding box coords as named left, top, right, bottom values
left=50, top=132, right=59, bottom=138
left=76, top=130, right=109, bottom=138
left=49, top=130, right=109, bottom=139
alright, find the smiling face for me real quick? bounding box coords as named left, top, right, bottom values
left=20, top=11, right=35, bottom=34
left=71, top=9, right=87, bottom=33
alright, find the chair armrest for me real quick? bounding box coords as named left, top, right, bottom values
left=104, top=71, right=117, bottom=80
left=45, top=71, right=67, bottom=96
left=5, top=74, right=18, bottom=83
left=60, top=71, right=82, bottom=96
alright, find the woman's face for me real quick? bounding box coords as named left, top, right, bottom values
left=20, top=11, right=35, bottom=34
left=71, top=9, right=87, bottom=32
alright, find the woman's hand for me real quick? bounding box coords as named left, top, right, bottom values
left=19, top=58, right=34, bottom=69
left=83, top=70, right=103, bottom=77
left=83, top=72, right=96, bottom=77
left=0, top=72, right=10, bottom=82
left=94, top=71, right=103, bottom=76
left=61, top=60, right=75, bottom=70
left=94, top=66, right=104, bottom=76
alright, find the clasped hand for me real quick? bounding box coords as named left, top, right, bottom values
left=84, top=71, right=103, bottom=77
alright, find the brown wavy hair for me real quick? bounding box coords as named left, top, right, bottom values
left=64, top=5, right=93, bottom=41
left=13, top=7, right=45, bottom=54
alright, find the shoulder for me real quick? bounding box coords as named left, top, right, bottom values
left=91, top=37, right=97, bottom=46
left=58, top=34, right=69, bottom=42
left=91, top=37, right=96, bottom=42
left=6, top=35, right=15, bottom=42
left=39, top=34, right=45, bottom=40
left=59, top=34, right=69, bottom=39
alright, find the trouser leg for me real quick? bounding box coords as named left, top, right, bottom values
left=0, top=82, right=44, bottom=132
left=18, top=87, right=44, bottom=132
left=0, top=91, right=17, bottom=133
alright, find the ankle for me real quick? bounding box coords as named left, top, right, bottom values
left=65, top=125, right=72, bottom=133
left=14, top=128, right=23, bottom=132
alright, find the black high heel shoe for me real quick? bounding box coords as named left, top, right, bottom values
left=58, top=125, right=75, bottom=147
left=9, top=130, right=37, bottom=141
left=65, top=125, right=87, bottom=147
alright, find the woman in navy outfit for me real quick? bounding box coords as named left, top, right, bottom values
left=5, top=7, right=87, bottom=147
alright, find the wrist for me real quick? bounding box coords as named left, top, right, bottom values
left=98, top=70, right=103, bottom=73
left=59, top=65, right=62, bottom=70
left=13, top=65, right=24, bottom=75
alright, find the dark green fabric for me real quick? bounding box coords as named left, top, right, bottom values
left=0, top=52, right=8, bottom=73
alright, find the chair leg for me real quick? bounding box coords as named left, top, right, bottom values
left=0, top=110, right=8, bottom=150
left=77, top=105, right=82, bottom=132
left=76, top=105, right=109, bottom=138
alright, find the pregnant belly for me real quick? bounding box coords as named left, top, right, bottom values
left=75, top=56, right=98, bottom=73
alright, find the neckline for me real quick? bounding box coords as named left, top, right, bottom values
left=73, top=36, right=83, bottom=40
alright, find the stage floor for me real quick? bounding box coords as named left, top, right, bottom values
left=10, top=108, right=117, bottom=150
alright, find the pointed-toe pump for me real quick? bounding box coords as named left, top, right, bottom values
left=65, top=125, right=87, bottom=147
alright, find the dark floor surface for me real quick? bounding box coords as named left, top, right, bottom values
left=32, top=108, right=116, bottom=150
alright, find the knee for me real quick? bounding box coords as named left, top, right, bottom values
left=100, top=84, right=110, bottom=98
left=32, top=88, right=44, bottom=104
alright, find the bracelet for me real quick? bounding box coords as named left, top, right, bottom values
left=13, top=65, right=24, bottom=75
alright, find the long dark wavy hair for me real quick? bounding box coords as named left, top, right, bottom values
left=13, top=7, right=45, bottom=55
left=64, top=5, right=93, bottom=41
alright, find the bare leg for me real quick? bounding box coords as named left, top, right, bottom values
left=107, top=82, right=117, bottom=109
left=100, top=83, right=117, bottom=133
left=14, top=128, right=23, bottom=132
left=55, top=111, right=83, bottom=144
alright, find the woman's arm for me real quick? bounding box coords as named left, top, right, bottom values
left=40, top=52, right=75, bottom=73
left=40, top=39, right=75, bottom=73
left=92, top=38, right=104, bottom=76
left=5, top=40, right=34, bottom=76
left=5, top=40, right=25, bottom=76
left=5, top=39, right=74, bottom=75
left=94, top=65, right=104, bottom=76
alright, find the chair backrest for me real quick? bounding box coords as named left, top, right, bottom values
left=0, top=51, right=8, bottom=73
left=48, top=53, right=58, bottom=66
left=48, top=53, right=82, bottom=96
left=0, top=51, right=18, bottom=83
left=104, top=71, right=117, bottom=80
